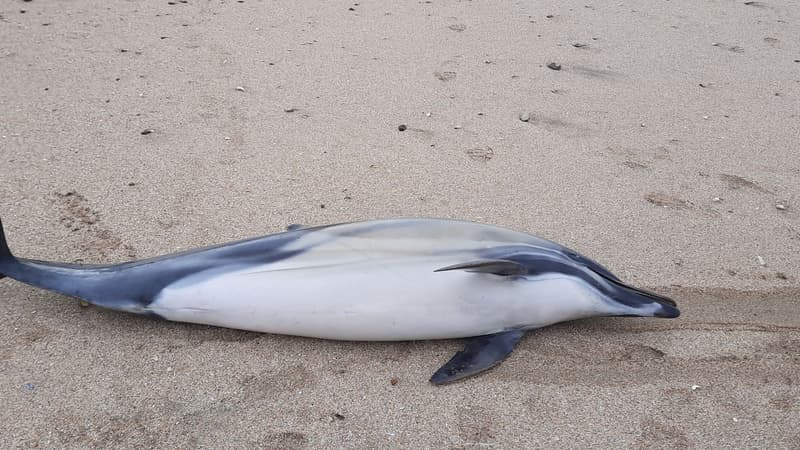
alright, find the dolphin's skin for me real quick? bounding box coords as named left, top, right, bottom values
left=0, top=218, right=679, bottom=384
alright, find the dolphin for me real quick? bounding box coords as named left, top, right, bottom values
left=0, top=217, right=679, bottom=384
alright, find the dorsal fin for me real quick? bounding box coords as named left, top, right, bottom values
left=434, top=259, right=526, bottom=276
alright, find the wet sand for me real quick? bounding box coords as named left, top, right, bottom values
left=1, top=0, right=799, bottom=447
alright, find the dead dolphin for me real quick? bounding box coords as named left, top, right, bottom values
left=0, top=218, right=679, bottom=384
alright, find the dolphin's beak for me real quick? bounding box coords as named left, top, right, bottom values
left=586, top=267, right=680, bottom=318
left=588, top=268, right=677, bottom=306
left=617, top=283, right=677, bottom=307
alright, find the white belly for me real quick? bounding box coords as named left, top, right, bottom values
left=148, top=256, right=613, bottom=341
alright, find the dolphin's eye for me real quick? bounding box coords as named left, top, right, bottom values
left=566, top=251, right=583, bottom=262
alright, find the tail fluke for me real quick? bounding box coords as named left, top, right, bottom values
left=0, top=219, right=112, bottom=303
left=0, top=218, right=12, bottom=255
left=0, top=218, right=13, bottom=279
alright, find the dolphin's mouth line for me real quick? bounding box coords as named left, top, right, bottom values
left=588, top=268, right=678, bottom=307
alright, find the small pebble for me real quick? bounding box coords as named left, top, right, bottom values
left=390, top=377, right=399, bottom=385
left=519, top=112, right=530, bottom=122
left=546, top=62, right=562, bottom=71
left=23, top=383, right=35, bottom=391
left=140, top=129, right=154, bottom=135
left=398, top=124, right=407, bottom=131
left=712, top=197, right=722, bottom=202
left=775, top=203, right=786, bottom=210
left=691, top=385, right=700, bottom=391
left=757, top=255, right=766, bottom=267
left=453, top=125, right=462, bottom=129
left=235, top=86, right=245, bottom=92
left=572, top=43, right=587, bottom=48
left=333, top=413, right=345, bottom=420
left=284, top=107, right=297, bottom=113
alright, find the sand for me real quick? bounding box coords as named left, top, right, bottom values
left=1, top=0, right=798, bottom=447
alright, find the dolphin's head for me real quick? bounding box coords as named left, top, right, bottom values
left=558, top=247, right=680, bottom=318
left=481, top=244, right=680, bottom=319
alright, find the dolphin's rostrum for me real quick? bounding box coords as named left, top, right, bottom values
left=0, top=218, right=679, bottom=384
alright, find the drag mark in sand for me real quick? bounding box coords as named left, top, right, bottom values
left=718, top=173, right=772, bottom=194
left=51, top=191, right=136, bottom=259
left=644, top=192, right=694, bottom=210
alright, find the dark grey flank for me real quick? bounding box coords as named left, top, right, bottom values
left=0, top=218, right=679, bottom=384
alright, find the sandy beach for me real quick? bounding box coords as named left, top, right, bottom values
left=1, top=0, right=798, bottom=447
